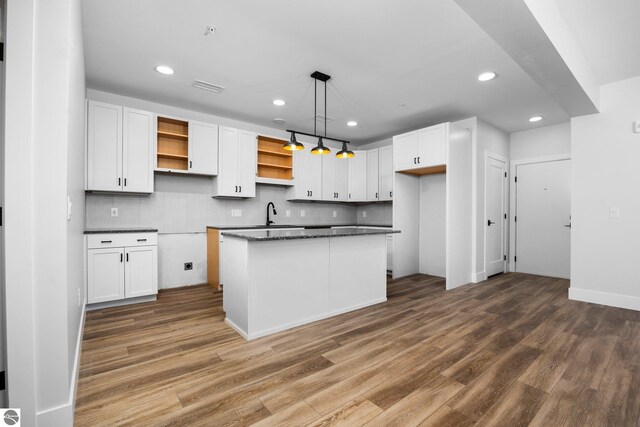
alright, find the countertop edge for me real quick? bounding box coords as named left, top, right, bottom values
left=221, top=229, right=400, bottom=242
left=84, top=229, right=159, bottom=235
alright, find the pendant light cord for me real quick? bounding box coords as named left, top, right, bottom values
left=314, top=78, right=317, bottom=136
left=324, top=79, right=327, bottom=137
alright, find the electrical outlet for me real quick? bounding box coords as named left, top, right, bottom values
left=111, top=207, right=119, bottom=217
left=333, top=210, right=337, bottom=218
left=362, top=211, right=367, bottom=218
left=184, top=262, right=193, bottom=271
left=231, top=209, right=242, bottom=217
left=285, top=210, right=291, bottom=217
left=300, top=210, right=305, bottom=217
left=610, top=207, right=620, bottom=219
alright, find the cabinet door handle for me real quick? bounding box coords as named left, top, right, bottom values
left=118, top=178, right=121, bottom=186
left=137, top=238, right=147, bottom=242
left=120, top=253, right=123, bottom=263
left=126, top=253, right=129, bottom=262
left=239, top=186, right=242, bottom=193
left=235, top=186, right=238, bottom=192
left=124, top=178, right=127, bottom=187
left=376, top=192, right=378, bottom=199
left=310, top=190, right=312, bottom=197
left=390, top=191, right=393, bottom=197
left=418, top=156, right=420, bottom=163
left=413, top=158, right=416, bottom=164
left=189, top=161, right=192, bottom=169
left=101, top=240, right=112, bottom=244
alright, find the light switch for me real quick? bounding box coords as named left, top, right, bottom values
left=300, top=210, right=305, bottom=217
left=609, top=207, right=620, bottom=219
left=111, top=207, right=119, bottom=217
left=333, top=210, right=337, bottom=218
left=285, top=210, right=291, bottom=217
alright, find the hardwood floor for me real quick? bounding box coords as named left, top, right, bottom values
left=75, top=273, right=640, bottom=426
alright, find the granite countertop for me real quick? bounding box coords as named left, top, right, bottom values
left=221, top=227, right=400, bottom=241
left=84, top=228, right=159, bottom=235
left=208, top=223, right=392, bottom=230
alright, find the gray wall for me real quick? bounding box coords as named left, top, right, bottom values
left=356, top=202, right=392, bottom=225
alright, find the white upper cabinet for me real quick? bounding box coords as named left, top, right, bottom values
left=321, top=153, right=349, bottom=201
left=213, top=126, right=256, bottom=198
left=188, top=121, right=219, bottom=176
left=393, top=131, right=418, bottom=172
left=378, top=145, right=393, bottom=201
left=288, top=143, right=322, bottom=200
left=417, top=123, right=447, bottom=167
left=122, top=108, right=154, bottom=192
left=393, top=123, right=448, bottom=172
left=238, top=130, right=257, bottom=198
left=87, top=101, right=123, bottom=192
left=87, top=100, right=154, bottom=193
left=348, top=151, right=367, bottom=202
left=367, top=149, right=379, bottom=201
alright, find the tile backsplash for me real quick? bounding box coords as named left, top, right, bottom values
left=85, top=174, right=368, bottom=233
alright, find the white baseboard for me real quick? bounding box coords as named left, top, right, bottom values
left=226, top=297, right=388, bottom=341
left=86, top=294, right=156, bottom=311
left=569, top=287, right=640, bottom=312
left=471, top=271, right=487, bottom=283
left=36, top=302, right=86, bottom=427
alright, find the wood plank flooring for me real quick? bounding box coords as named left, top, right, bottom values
left=75, top=273, right=640, bottom=426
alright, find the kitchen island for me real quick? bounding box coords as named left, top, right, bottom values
left=221, top=227, right=400, bottom=340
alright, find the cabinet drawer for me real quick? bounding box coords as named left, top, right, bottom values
left=87, top=232, right=158, bottom=249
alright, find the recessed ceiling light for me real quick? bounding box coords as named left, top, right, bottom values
left=155, top=65, right=174, bottom=75
left=478, top=71, right=497, bottom=82
left=347, top=121, right=358, bottom=127
left=529, top=116, right=543, bottom=122
left=273, top=118, right=286, bottom=125
left=273, top=99, right=286, bottom=106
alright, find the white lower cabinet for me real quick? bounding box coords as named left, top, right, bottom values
left=87, top=232, right=158, bottom=305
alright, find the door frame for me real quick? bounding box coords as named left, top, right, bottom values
left=509, top=153, right=571, bottom=273
left=484, top=151, right=509, bottom=278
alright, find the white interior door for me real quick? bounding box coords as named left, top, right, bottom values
left=485, top=156, right=507, bottom=277
left=516, top=159, right=571, bottom=278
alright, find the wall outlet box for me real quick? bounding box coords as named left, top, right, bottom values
left=333, top=210, right=337, bottom=218
left=231, top=209, right=242, bottom=217
left=111, top=207, right=119, bottom=217
left=363, top=211, right=367, bottom=218
left=67, top=196, right=72, bottom=221
left=184, top=262, right=193, bottom=271
left=300, top=210, right=305, bottom=217
left=634, top=120, right=640, bottom=133
left=610, top=207, right=620, bottom=218
left=285, top=210, right=291, bottom=217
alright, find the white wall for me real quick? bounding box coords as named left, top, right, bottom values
left=510, top=122, right=571, bottom=161
left=4, top=0, right=86, bottom=425
left=570, top=76, right=640, bottom=311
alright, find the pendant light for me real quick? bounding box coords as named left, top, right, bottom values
left=285, top=71, right=353, bottom=158
left=283, top=132, right=303, bottom=151
left=336, top=141, right=355, bottom=158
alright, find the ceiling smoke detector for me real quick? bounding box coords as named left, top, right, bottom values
left=273, top=118, right=286, bottom=125
left=204, top=26, right=216, bottom=36
left=191, top=79, right=225, bottom=94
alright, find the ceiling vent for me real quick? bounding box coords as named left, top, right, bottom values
left=315, top=114, right=335, bottom=123
left=191, top=80, right=226, bottom=94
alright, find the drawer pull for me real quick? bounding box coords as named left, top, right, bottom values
left=101, top=240, right=112, bottom=244
left=137, top=239, right=147, bottom=242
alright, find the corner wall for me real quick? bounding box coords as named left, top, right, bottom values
left=570, top=76, right=640, bottom=311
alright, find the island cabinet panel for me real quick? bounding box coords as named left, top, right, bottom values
left=329, top=235, right=386, bottom=313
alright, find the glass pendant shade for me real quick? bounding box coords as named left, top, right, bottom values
left=311, top=137, right=331, bottom=155
left=283, top=132, right=304, bottom=151
left=336, top=142, right=355, bottom=158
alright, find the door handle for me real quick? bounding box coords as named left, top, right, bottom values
left=564, top=224, right=572, bottom=228
left=487, top=220, right=495, bottom=226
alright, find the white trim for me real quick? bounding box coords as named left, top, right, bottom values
left=569, top=287, right=640, bottom=312
left=472, top=271, right=487, bottom=283
left=36, top=302, right=86, bottom=426
left=86, top=294, right=156, bottom=311
left=483, top=152, right=509, bottom=280
left=227, top=297, right=387, bottom=340
left=509, top=153, right=571, bottom=274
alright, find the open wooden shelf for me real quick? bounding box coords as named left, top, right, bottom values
left=157, top=130, right=188, bottom=139
left=257, top=135, right=293, bottom=180
left=158, top=152, right=189, bottom=160
left=157, top=117, right=189, bottom=171
left=399, top=164, right=447, bottom=176
left=257, top=162, right=293, bottom=170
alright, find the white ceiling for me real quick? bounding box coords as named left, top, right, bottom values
left=554, top=0, right=640, bottom=85
left=82, top=0, right=570, bottom=144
